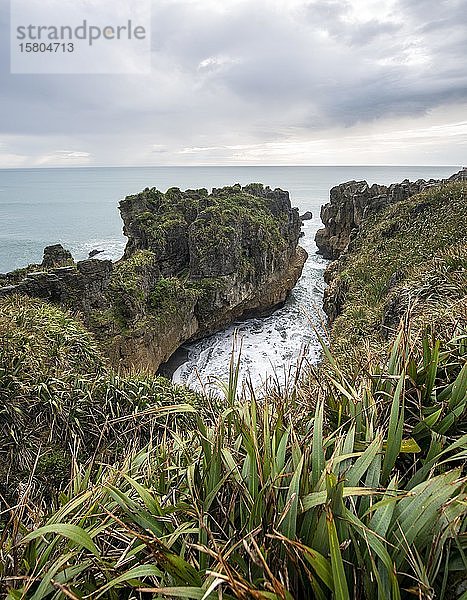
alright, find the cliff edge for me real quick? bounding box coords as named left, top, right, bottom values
left=315, top=169, right=467, bottom=260
left=0, top=183, right=307, bottom=372
left=317, top=173, right=467, bottom=359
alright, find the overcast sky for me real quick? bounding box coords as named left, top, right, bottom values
left=1, top=0, right=466, bottom=167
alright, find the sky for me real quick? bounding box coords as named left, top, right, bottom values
left=1, top=0, right=466, bottom=167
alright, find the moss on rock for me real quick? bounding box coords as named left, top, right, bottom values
left=104, top=182, right=305, bottom=371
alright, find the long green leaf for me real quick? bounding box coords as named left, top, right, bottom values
left=280, top=455, right=304, bottom=539
left=302, top=546, right=333, bottom=591
left=381, top=373, right=405, bottom=484
left=312, top=401, right=325, bottom=488
left=326, top=507, right=350, bottom=600
left=21, top=524, right=99, bottom=556
left=346, top=435, right=382, bottom=487
left=95, top=565, right=163, bottom=598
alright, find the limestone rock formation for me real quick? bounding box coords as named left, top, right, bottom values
left=111, top=184, right=307, bottom=370
left=0, top=258, right=113, bottom=311
left=1, top=183, right=307, bottom=373
left=42, top=244, right=73, bottom=268
left=315, top=169, right=467, bottom=261
left=318, top=170, right=467, bottom=327
left=300, top=211, right=313, bottom=221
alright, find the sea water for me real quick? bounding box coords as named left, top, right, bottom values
left=0, top=165, right=458, bottom=389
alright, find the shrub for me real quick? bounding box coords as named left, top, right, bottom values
left=2, top=328, right=466, bottom=599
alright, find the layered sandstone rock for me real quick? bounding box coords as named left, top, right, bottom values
left=1, top=183, right=307, bottom=372
left=318, top=170, right=467, bottom=328
left=111, top=184, right=307, bottom=369
left=315, top=169, right=467, bottom=261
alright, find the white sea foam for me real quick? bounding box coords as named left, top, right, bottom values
left=70, top=237, right=126, bottom=263
left=3, top=165, right=453, bottom=387
left=173, top=219, right=328, bottom=392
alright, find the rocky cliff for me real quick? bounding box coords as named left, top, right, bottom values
left=0, top=183, right=307, bottom=372
left=109, top=183, right=306, bottom=370
left=317, top=173, right=466, bottom=360
left=315, top=169, right=467, bottom=260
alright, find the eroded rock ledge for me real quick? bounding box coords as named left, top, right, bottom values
left=0, top=183, right=307, bottom=372
left=317, top=169, right=467, bottom=326
left=315, top=169, right=467, bottom=261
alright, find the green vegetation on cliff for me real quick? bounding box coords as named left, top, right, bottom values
left=122, top=184, right=290, bottom=274
left=327, top=182, right=467, bottom=357
left=84, top=182, right=305, bottom=371
left=1, top=181, right=466, bottom=600
left=0, top=295, right=201, bottom=502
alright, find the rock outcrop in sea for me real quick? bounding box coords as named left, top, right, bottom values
left=0, top=183, right=307, bottom=372
left=315, top=169, right=467, bottom=261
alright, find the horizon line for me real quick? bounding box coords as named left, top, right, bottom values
left=0, top=163, right=461, bottom=170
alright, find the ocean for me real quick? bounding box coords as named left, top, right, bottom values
left=0, top=165, right=458, bottom=389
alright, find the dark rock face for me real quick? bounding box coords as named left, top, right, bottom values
left=316, top=181, right=414, bottom=260
left=113, top=184, right=306, bottom=370
left=315, top=169, right=467, bottom=261
left=322, top=260, right=347, bottom=323
left=0, top=257, right=113, bottom=311
left=42, top=244, right=73, bottom=268
left=300, top=211, right=313, bottom=221
left=188, top=214, right=241, bottom=278
left=2, top=184, right=306, bottom=373
left=319, top=169, right=467, bottom=325
left=119, top=183, right=301, bottom=280
left=89, top=249, right=104, bottom=258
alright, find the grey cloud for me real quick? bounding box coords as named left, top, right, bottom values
left=305, top=0, right=351, bottom=27
left=344, top=20, right=401, bottom=45
left=0, top=0, right=467, bottom=165
left=304, top=1, right=400, bottom=45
